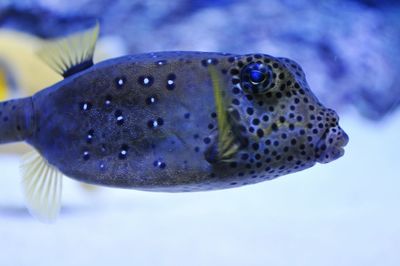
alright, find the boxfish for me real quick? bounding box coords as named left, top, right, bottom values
left=0, top=23, right=348, bottom=221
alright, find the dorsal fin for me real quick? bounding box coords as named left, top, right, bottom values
left=20, top=150, right=64, bottom=222
left=36, top=22, right=99, bottom=78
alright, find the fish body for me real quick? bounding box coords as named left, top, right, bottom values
left=32, top=52, right=237, bottom=191
left=0, top=24, right=348, bottom=220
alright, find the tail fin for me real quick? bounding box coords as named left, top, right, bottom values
left=0, top=97, right=34, bottom=144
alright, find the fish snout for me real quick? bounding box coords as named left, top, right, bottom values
left=316, top=124, right=349, bottom=164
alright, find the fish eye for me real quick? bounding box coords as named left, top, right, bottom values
left=240, top=62, right=273, bottom=94
left=249, top=70, right=266, bottom=84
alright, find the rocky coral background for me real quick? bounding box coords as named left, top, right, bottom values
left=1, top=0, right=399, bottom=120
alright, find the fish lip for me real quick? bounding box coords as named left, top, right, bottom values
left=316, top=127, right=349, bottom=164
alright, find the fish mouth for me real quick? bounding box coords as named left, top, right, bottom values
left=316, top=126, right=349, bottom=164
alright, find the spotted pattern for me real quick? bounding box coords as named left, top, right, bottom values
left=138, top=75, right=154, bottom=87
left=119, top=144, right=129, bottom=159
left=115, top=77, right=126, bottom=88
left=80, top=102, right=91, bottom=111
left=145, top=95, right=157, bottom=105
left=153, top=159, right=166, bottom=169
left=25, top=51, right=347, bottom=192
left=114, top=110, right=124, bottom=125
left=166, top=73, right=176, bottom=90
left=193, top=53, right=348, bottom=185
left=147, top=118, right=164, bottom=128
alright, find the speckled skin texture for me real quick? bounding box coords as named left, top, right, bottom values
left=1, top=52, right=348, bottom=192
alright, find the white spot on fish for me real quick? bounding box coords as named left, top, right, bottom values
left=153, top=159, right=166, bottom=169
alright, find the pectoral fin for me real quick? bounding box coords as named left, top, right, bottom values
left=20, top=150, right=63, bottom=222
left=205, top=66, right=240, bottom=163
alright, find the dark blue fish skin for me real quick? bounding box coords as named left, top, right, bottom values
left=0, top=97, right=33, bottom=144
left=0, top=52, right=348, bottom=192
left=30, top=52, right=225, bottom=191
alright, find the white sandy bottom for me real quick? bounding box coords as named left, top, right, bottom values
left=0, top=111, right=399, bottom=266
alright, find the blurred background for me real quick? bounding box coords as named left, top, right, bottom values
left=0, top=0, right=399, bottom=265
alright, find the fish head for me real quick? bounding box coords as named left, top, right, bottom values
left=223, top=54, right=348, bottom=175
left=276, top=57, right=349, bottom=164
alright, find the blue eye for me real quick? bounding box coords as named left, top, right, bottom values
left=249, top=70, right=266, bottom=84
left=240, top=62, right=273, bottom=94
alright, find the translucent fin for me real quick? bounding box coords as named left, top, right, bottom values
left=36, top=22, right=99, bottom=78
left=208, top=66, right=239, bottom=162
left=20, top=150, right=63, bottom=222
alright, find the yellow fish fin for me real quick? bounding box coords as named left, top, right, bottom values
left=36, top=22, right=99, bottom=78
left=20, top=150, right=63, bottom=222
left=208, top=66, right=240, bottom=162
